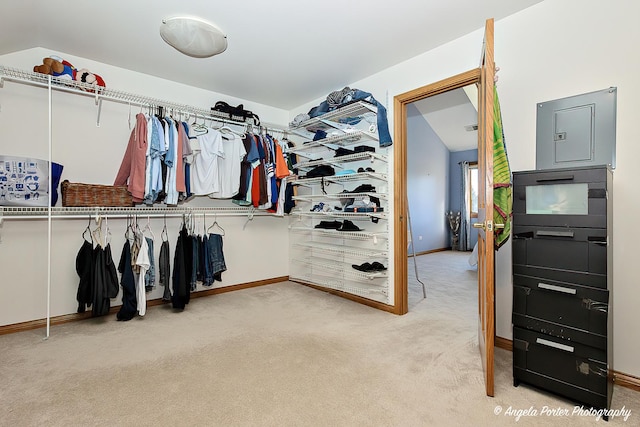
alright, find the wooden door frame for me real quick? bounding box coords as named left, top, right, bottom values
left=392, top=68, right=481, bottom=314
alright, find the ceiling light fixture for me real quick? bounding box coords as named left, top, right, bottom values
left=160, top=16, right=227, bottom=58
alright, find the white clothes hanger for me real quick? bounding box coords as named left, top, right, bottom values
left=161, top=214, right=169, bottom=242
left=104, top=216, right=112, bottom=245
left=207, top=214, right=225, bottom=236
left=191, top=113, right=208, bottom=134
left=142, top=216, right=155, bottom=241
left=91, top=216, right=104, bottom=248
left=218, top=124, right=246, bottom=138
left=125, top=215, right=135, bottom=242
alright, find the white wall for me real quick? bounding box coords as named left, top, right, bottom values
left=289, top=0, right=640, bottom=377
left=0, top=48, right=291, bottom=326
left=406, top=103, right=449, bottom=252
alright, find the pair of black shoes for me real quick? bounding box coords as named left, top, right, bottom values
left=352, top=262, right=387, bottom=272
left=334, top=147, right=355, bottom=157
left=338, top=220, right=361, bottom=231
left=354, top=145, right=375, bottom=153
left=314, top=220, right=361, bottom=231
left=315, top=220, right=341, bottom=229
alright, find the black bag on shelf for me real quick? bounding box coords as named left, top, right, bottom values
left=211, top=101, right=260, bottom=126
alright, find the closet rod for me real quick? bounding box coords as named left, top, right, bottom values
left=2, top=212, right=270, bottom=220
left=0, top=206, right=270, bottom=220
left=0, top=66, right=288, bottom=135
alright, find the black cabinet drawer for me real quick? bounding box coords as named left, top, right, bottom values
left=513, top=274, right=608, bottom=348
left=513, top=225, right=607, bottom=279
left=513, top=327, right=609, bottom=405
left=513, top=166, right=609, bottom=187
left=513, top=166, right=610, bottom=228
left=513, top=264, right=607, bottom=289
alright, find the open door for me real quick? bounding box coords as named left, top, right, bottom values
left=392, top=16, right=497, bottom=398
left=474, top=18, right=496, bottom=397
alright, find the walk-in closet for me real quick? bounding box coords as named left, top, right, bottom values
left=0, top=59, right=394, bottom=334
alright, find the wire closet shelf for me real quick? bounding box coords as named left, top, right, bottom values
left=0, top=206, right=271, bottom=221
left=0, top=66, right=286, bottom=135
left=0, top=66, right=290, bottom=219
left=0, top=65, right=290, bottom=338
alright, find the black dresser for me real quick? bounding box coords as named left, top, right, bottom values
left=512, top=165, right=613, bottom=411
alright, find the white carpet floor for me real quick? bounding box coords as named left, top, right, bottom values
left=0, top=251, right=637, bottom=426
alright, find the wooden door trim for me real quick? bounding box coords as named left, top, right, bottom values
left=393, top=68, right=481, bottom=315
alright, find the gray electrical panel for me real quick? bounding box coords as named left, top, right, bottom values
left=536, top=87, right=616, bottom=170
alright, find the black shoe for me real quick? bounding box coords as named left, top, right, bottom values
left=352, top=262, right=373, bottom=272
left=354, top=145, right=375, bottom=153
left=351, top=184, right=376, bottom=193
left=338, top=220, right=361, bottom=232
left=370, top=262, right=387, bottom=271
left=334, top=147, right=355, bottom=157
left=315, top=220, right=342, bottom=229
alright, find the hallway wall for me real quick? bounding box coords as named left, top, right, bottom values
left=406, top=103, right=449, bottom=253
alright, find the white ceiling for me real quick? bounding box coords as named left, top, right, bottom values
left=0, top=0, right=543, bottom=111
left=411, top=86, right=479, bottom=152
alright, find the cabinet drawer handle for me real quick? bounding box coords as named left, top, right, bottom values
left=538, top=282, right=577, bottom=295
left=536, top=175, right=574, bottom=182
left=514, top=231, right=534, bottom=239
left=588, top=236, right=608, bottom=246
left=589, top=301, right=608, bottom=314
left=536, top=338, right=574, bottom=353
left=536, top=230, right=574, bottom=238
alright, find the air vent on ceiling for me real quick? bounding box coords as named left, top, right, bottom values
left=464, top=124, right=478, bottom=132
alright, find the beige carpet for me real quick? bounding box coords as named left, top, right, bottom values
left=1, top=251, right=637, bottom=426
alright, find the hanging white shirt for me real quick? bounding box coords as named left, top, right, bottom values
left=209, top=133, right=247, bottom=199
left=191, top=128, right=224, bottom=196
left=135, top=232, right=150, bottom=316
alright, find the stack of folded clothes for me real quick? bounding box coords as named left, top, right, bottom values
left=311, top=202, right=336, bottom=212
left=301, top=164, right=335, bottom=179
left=344, top=199, right=383, bottom=213
left=335, top=184, right=376, bottom=209
left=334, top=145, right=375, bottom=158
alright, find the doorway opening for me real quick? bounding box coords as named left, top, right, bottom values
left=392, top=68, right=481, bottom=315
left=404, top=84, right=480, bottom=309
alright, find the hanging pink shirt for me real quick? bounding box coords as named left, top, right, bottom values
left=114, top=113, right=147, bottom=203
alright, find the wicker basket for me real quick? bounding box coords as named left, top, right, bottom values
left=61, top=180, right=133, bottom=207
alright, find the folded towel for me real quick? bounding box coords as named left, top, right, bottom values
left=493, top=86, right=512, bottom=250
